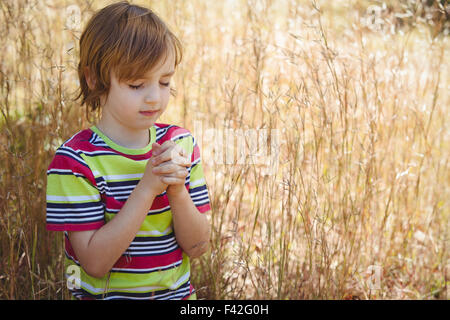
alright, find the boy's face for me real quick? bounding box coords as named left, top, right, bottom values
left=100, top=49, right=175, bottom=132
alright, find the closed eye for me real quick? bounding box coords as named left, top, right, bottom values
left=129, top=84, right=142, bottom=90
left=129, top=82, right=170, bottom=90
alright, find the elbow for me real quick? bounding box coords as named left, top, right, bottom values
left=184, top=216, right=211, bottom=259
left=82, top=261, right=110, bottom=279
left=186, top=241, right=209, bottom=259
left=185, top=230, right=210, bottom=259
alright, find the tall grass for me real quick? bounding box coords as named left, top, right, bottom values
left=0, top=0, right=448, bottom=299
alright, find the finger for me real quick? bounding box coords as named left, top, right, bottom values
left=152, top=140, right=174, bottom=158
left=154, top=155, right=191, bottom=168
left=151, top=142, right=162, bottom=156
left=152, top=144, right=186, bottom=166
left=154, top=163, right=189, bottom=177
left=179, top=146, right=189, bottom=158
left=159, top=140, right=176, bottom=153
left=151, top=150, right=174, bottom=166
left=162, top=171, right=188, bottom=181
left=160, top=176, right=186, bottom=185
left=171, top=154, right=191, bottom=167
left=152, top=162, right=179, bottom=174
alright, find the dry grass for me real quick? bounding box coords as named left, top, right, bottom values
left=0, top=0, right=448, bottom=299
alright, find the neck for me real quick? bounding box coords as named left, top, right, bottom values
left=96, top=117, right=150, bottom=149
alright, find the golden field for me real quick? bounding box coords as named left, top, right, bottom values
left=0, top=0, right=448, bottom=299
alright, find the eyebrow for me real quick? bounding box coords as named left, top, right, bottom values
left=162, top=70, right=175, bottom=77
left=134, top=70, right=174, bottom=82
left=144, top=70, right=175, bottom=78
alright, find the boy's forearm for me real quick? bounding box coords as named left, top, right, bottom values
left=73, top=181, right=158, bottom=278
left=167, top=187, right=210, bottom=258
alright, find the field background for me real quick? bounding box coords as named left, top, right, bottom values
left=0, top=0, right=448, bottom=299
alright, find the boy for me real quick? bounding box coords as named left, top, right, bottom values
left=46, top=1, right=211, bottom=300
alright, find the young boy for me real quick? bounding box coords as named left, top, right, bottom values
left=46, top=1, right=211, bottom=300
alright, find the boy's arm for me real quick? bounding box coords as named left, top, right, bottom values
left=68, top=181, right=159, bottom=278
left=166, top=185, right=211, bottom=258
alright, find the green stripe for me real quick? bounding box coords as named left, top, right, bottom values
left=47, top=174, right=99, bottom=198
left=174, top=135, right=194, bottom=155
left=88, top=155, right=147, bottom=176
left=105, top=210, right=173, bottom=233
left=65, top=254, right=190, bottom=294
left=189, top=162, right=206, bottom=184
left=90, top=125, right=156, bottom=155
left=107, top=255, right=190, bottom=291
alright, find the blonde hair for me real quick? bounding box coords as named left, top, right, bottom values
left=75, top=1, right=183, bottom=118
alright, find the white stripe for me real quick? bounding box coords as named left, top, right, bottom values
left=153, top=287, right=191, bottom=300
left=193, top=199, right=210, bottom=206
left=111, top=260, right=181, bottom=273
left=73, top=279, right=164, bottom=294
left=47, top=209, right=103, bottom=216
left=102, top=287, right=190, bottom=300
left=171, top=132, right=191, bottom=141
left=125, top=243, right=179, bottom=255
left=102, top=189, right=134, bottom=196
left=47, top=206, right=102, bottom=212
left=89, top=271, right=190, bottom=296
left=48, top=168, right=72, bottom=174
left=103, top=173, right=143, bottom=181
left=169, top=270, right=190, bottom=290
left=47, top=216, right=102, bottom=223
left=128, top=240, right=178, bottom=251
left=108, top=185, right=137, bottom=191
left=47, top=194, right=100, bottom=202
left=130, top=237, right=176, bottom=246
left=57, top=149, right=87, bottom=164
left=189, top=178, right=205, bottom=187
left=136, top=226, right=173, bottom=236
left=189, top=189, right=208, bottom=197
left=83, top=150, right=117, bottom=156
left=149, top=205, right=170, bottom=214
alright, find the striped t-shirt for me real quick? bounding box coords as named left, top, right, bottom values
left=46, top=123, right=211, bottom=300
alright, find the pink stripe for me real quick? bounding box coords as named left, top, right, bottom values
left=191, top=144, right=200, bottom=162
left=112, top=249, right=183, bottom=270
left=157, top=126, right=190, bottom=144
left=65, top=129, right=154, bottom=160
left=182, top=284, right=195, bottom=300
left=63, top=235, right=183, bottom=271
left=63, top=129, right=92, bottom=148
left=103, top=193, right=170, bottom=211
left=154, top=123, right=171, bottom=128
left=196, top=203, right=211, bottom=213
left=51, top=155, right=97, bottom=186
left=47, top=221, right=104, bottom=232
left=64, top=234, right=78, bottom=259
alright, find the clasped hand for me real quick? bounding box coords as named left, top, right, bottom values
left=150, top=140, right=191, bottom=195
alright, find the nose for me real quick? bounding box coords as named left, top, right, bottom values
left=144, top=84, right=160, bottom=105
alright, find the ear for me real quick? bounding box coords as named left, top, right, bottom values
left=84, top=66, right=96, bottom=90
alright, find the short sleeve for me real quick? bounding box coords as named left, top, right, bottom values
left=174, top=132, right=211, bottom=214
left=46, top=146, right=105, bottom=231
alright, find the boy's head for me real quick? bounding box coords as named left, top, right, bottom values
left=76, top=1, right=183, bottom=117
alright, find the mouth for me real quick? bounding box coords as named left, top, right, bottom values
left=139, top=110, right=159, bottom=116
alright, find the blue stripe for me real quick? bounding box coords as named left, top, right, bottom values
left=70, top=279, right=191, bottom=300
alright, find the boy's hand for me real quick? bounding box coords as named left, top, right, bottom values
left=140, top=144, right=169, bottom=195
left=151, top=141, right=191, bottom=195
